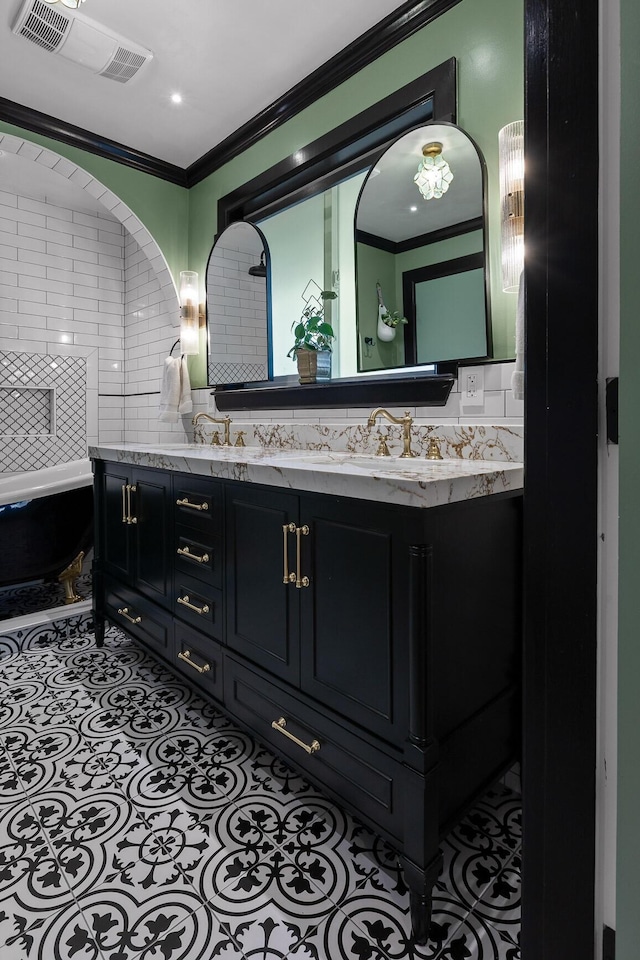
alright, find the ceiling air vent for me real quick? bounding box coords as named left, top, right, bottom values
left=12, top=0, right=153, bottom=83
left=14, top=0, right=70, bottom=53
left=100, top=47, right=147, bottom=83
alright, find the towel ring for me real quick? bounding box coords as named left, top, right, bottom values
left=169, top=339, right=181, bottom=357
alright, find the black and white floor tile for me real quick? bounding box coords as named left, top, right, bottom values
left=0, top=626, right=521, bottom=959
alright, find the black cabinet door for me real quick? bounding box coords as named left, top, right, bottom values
left=225, top=484, right=300, bottom=684
left=100, top=462, right=131, bottom=580
left=129, top=467, right=172, bottom=609
left=298, top=494, right=410, bottom=745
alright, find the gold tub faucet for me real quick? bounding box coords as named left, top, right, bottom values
left=192, top=412, right=232, bottom=446
left=367, top=408, right=415, bottom=458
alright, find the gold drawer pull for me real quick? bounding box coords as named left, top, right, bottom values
left=177, top=595, right=210, bottom=615
left=177, top=546, right=210, bottom=564
left=177, top=649, right=210, bottom=674
left=282, top=522, right=296, bottom=584
left=295, top=524, right=310, bottom=589
left=176, top=497, right=209, bottom=511
left=271, top=716, right=320, bottom=755
left=117, top=606, right=141, bottom=625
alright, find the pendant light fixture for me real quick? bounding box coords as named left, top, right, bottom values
left=414, top=141, right=454, bottom=200
left=42, top=0, right=86, bottom=8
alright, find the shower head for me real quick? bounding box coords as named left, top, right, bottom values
left=248, top=252, right=266, bottom=278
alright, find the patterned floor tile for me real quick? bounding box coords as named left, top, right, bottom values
left=0, top=897, right=103, bottom=960
left=40, top=887, right=225, bottom=960
left=0, top=634, right=522, bottom=960
left=465, top=786, right=522, bottom=853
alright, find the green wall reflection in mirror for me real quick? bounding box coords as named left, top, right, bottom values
left=355, top=122, right=491, bottom=372
left=205, top=122, right=490, bottom=388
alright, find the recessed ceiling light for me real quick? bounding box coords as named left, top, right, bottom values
left=171, top=93, right=183, bottom=105
left=410, top=205, right=418, bottom=212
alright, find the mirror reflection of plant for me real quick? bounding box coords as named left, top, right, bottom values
left=287, top=287, right=338, bottom=358
left=381, top=309, right=408, bottom=329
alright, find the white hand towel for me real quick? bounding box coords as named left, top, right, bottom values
left=178, top=356, right=193, bottom=415
left=158, top=356, right=181, bottom=422
left=511, top=270, right=525, bottom=400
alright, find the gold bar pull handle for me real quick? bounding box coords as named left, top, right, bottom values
left=271, top=717, right=320, bottom=755
left=295, top=524, right=310, bottom=588
left=127, top=484, right=137, bottom=524
left=177, top=649, right=210, bottom=674
left=177, top=546, right=210, bottom=564
left=282, top=522, right=296, bottom=584
left=176, top=497, right=209, bottom=512
left=121, top=484, right=128, bottom=524
left=177, top=595, right=210, bottom=616
left=117, top=606, right=141, bottom=625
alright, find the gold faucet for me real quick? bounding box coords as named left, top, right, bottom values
left=192, top=412, right=232, bottom=446
left=367, top=408, right=415, bottom=458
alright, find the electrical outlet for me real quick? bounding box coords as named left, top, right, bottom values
left=460, top=367, right=485, bottom=407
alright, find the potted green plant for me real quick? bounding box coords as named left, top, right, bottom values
left=287, top=283, right=337, bottom=383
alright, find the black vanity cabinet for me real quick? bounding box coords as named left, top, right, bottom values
left=92, top=457, right=522, bottom=945
left=94, top=461, right=173, bottom=656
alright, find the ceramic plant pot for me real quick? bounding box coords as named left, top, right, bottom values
left=295, top=348, right=332, bottom=384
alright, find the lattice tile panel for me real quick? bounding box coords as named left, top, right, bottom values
left=208, top=361, right=267, bottom=384
left=0, top=387, right=52, bottom=435
left=0, top=352, right=86, bottom=472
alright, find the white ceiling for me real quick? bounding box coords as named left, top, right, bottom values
left=357, top=124, right=483, bottom=242
left=0, top=0, right=408, bottom=169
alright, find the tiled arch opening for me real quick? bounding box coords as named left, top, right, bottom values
left=0, top=132, right=189, bottom=454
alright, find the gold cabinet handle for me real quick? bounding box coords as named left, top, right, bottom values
left=121, top=483, right=128, bottom=524
left=282, top=522, right=296, bottom=584
left=177, top=649, right=210, bottom=674
left=177, top=594, right=210, bottom=615
left=177, top=546, right=210, bottom=564
left=117, top=606, right=141, bottom=625
left=126, top=484, right=137, bottom=524
left=271, top=717, right=320, bottom=755
left=176, top=497, right=209, bottom=511
left=295, top=524, right=310, bottom=588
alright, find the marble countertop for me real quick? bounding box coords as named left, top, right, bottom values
left=89, top=442, right=523, bottom=509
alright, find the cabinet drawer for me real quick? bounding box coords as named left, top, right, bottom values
left=174, top=476, right=221, bottom=533
left=104, top=578, right=170, bottom=657
left=174, top=570, right=223, bottom=637
left=175, top=526, right=221, bottom=588
left=173, top=621, right=223, bottom=701
left=224, top=654, right=402, bottom=840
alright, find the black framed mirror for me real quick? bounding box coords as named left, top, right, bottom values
left=355, top=121, right=491, bottom=372
left=208, top=59, right=459, bottom=411
left=205, top=221, right=271, bottom=386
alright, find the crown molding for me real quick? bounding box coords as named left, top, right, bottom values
left=0, top=97, right=187, bottom=186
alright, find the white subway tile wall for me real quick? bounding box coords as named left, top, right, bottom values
left=207, top=245, right=269, bottom=385
left=0, top=191, right=188, bottom=462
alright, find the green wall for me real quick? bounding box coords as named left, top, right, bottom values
left=617, top=0, right=640, bottom=954
left=188, top=0, right=523, bottom=385
left=0, top=120, right=189, bottom=286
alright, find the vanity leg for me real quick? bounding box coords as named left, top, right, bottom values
left=402, top=854, right=443, bottom=946
left=94, top=614, right=105, bottom=648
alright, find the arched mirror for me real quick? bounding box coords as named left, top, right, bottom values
left=355, top=122, right=491, bottom=372
left=206, top=221, right=271, bottom=386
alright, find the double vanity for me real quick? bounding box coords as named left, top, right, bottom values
left=90, top=424, right=523, bottom=944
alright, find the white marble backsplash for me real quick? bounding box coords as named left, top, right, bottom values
left=191, top=420, right=523, bottom=463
